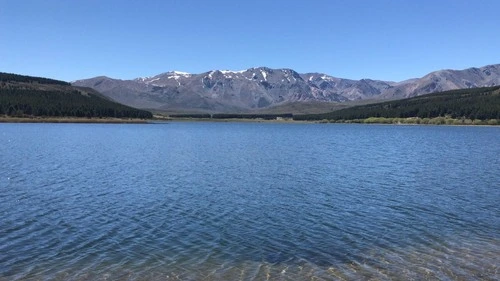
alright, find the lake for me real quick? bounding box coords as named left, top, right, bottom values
left=0, top=122, right=499, bottom=280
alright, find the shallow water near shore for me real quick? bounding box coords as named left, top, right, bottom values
left=1, top=123, right=499, bottom=280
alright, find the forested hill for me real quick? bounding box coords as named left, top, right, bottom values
left=0, top=72, right=70, bottom=86
left=294, top=86, right=500, bottom=121
left=0, top=72, right=152, bottom=119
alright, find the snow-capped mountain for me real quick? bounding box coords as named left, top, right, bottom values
left=72, top=64, right=500, bottom=113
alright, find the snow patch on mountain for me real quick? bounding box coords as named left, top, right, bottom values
left=172, top=71, right=191, bottom=76
left=220, top=70, right=246, bottom=74
left=261, top=70, right=267, bottom=81
left=321, top=75, right=334, bottom=81
left=136, top=77, right=151, bottom=82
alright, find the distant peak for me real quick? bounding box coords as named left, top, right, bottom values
left=93, top=75, right=112, bottom=80
left=220, top=69, right=247, bottom=74
left=171, top=71, right=191, bottom=76
left=135, top=76, right=151, bottom=82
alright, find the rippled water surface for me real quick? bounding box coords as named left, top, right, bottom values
left=1, top=122, right=499, bottom=280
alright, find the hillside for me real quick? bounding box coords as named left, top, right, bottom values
left=294, top=86, right=500, bottom=121
left=0, top=72, right=152, bottom=119
left=72, top=64, right=500, bottom=113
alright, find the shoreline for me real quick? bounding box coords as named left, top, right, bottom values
left=1, top=116, right=498, bottom=126
left=0, top=116, right=149, bottom=124
left=156, top=116, right=500, bottom=126
left=159, top=117, right=309, bottom=124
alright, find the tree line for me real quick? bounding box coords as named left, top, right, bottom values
left=0, top=88, right=152, bottom=119
left=0, top=72, right=70, bottom=86
left=294, top=86, right=500, bottom=121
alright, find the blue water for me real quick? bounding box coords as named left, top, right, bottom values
left=0, top=122, right=499, bottom=280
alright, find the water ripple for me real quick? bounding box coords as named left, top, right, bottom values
left=0, top=123, right=498, bottom=280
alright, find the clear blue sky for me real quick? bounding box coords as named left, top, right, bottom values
left=1, top=0, right=499, bottom=82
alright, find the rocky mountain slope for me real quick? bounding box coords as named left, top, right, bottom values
left=72, top=64, right=500, bottom=113
left=381, top=64, right=500, bottom=99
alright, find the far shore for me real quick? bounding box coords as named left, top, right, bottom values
left=155, top=117, right=499, bottom=126
left=1, top=116, right=498, bottom=126
left=0, top=116, right=149, bottom=124
left=158, top=117, right=309, bottom=123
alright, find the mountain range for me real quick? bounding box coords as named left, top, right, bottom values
left=72, top=64, right=500, bottom=113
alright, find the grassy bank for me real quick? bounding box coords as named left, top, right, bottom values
left=316, top=116, right=499, bottom=125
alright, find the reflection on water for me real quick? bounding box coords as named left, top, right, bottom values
left=0, top=123, right=499, bottom=280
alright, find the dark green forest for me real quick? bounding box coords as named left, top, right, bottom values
left=0, top=72, right=70, bottom=86
left=0, top=72, right=152, bottom=119
left=168, top=113, right=212, bottom=119
left=294, top=86, right=500, bottom=121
